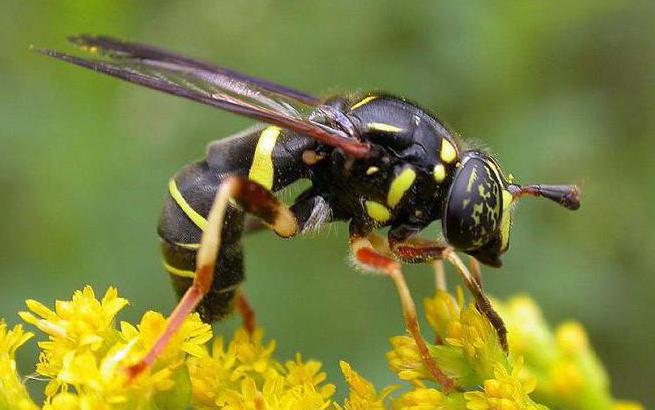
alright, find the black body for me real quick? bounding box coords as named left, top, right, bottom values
left=38, top=36, right=580, bottom=323
left=159, top=94, right=464, bottom=321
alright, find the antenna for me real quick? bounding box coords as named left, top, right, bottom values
left=508, top=184, right=581, bottom=210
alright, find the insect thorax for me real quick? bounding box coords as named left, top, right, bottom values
left=314, top=94, right=463, bottom=228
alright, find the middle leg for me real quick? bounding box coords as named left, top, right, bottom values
left=349, top=231, right=455, bottom=392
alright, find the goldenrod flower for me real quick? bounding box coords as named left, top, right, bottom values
left=390, top=289, right=507, bottom=389
left=392, top=387, right=467, bottom=410
left=451, top=305, right=507, bottom=381
left=338, top=361, right=397, bottom=410
left=19, top=287, right=212, bottom=408
left=612, top=401, right=645, bottom=410
left=120, top=310, right=212, bottom=367
left=496, top=297, right=639, bottom=410
left=18, top=286, right=127, bottom=391
left=187, top=328, right=335, bottom=409
left=0, top=322, right=38, bottom=410
left=424, top=289, right=464, bottom=343
left=386, top=335, right=431, bottom=381
left=464, top=359, right=545, bottom=410
left=284, top=353, right=335, bottom=399
left=0, top=285, right=644, bottom=409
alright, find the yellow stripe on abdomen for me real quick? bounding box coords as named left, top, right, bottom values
left=163, top=260, right=196, bottom=278
left=168, top=178, right=208, bottom=230
left=248, top=126, right=281, bottom=190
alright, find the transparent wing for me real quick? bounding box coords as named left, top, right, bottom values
left=35, top=36, right=370, bottom=158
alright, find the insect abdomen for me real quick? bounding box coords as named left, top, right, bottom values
left=159, top=159, right=246, bottom=322
left=158, top=126, right=315, bottom=322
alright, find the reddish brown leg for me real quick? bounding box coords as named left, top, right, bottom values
left=235, top=291, right=256, bottom=335
left=443, top=249, right=508, bottom=352
left=390, top=236, right=447, bottom=264
left=387, top=238, right=508, bottom=353
left=469, top=257, right=483, bottom=287
left=350, top=235, right=455, bottom=393
left=126, top=176, right=297, bottom=381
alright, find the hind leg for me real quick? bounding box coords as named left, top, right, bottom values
left=127, top=176, right=297, bottom=380
left=235, top=290, right=256, bottom=335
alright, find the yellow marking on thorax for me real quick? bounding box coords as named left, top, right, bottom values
left=433, top=163, right=446, bottom=183
left=367, top=122, right=404, bottom=133
left=163, top=260, right=195, bottom=278
left=366, top=166, right=380, bottom=175
left=249, top=126, right=281, bottom=190
left=387, top=167, right=416, bottom=208
left=351, top=95, right=378, bottom=110
left=440, top=139, right=457, bottom=163
left=168, top=179, right=208, bottom=230
left=365, top=200, right=391, bottom=223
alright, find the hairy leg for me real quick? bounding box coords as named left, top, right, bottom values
left=350, top=233, right=455, bottom=392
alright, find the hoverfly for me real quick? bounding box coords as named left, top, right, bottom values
left=37, top=36, right=580, bottom=389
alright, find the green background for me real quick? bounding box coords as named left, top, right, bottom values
left=1, top=1, right=653, bottom=406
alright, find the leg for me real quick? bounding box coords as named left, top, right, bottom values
left=235, top=290, right=256, bottom=335
left=442, top=249, right=508, bottom=352
left=469, top=256, right=483, bottom=288
left=433, top=260, right=447, bottom=292
left=387, top=234, right=508, bottom=352
left=389, top=236, right=447, bottom=264
left=127, top=176, right=297, bottom=380
left=349, top=233, right=455, bottom=392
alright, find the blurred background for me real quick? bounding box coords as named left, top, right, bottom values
left=1, top=0, right=653, bottom=405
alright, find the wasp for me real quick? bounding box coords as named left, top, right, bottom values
left=37, top=36, right=580, bottom=389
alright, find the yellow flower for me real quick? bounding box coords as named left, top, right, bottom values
left=0, top=321, right=38, bottom=410
left=392, top=387, right=469, bottom=410
left=19, top=286, right=127, bottom=381
left=2, top=284, right=644, bottom=409
left=120, top=310, right=212, bottom=367
left=424, top=289, right=464, bottom=343
left=284, top=353, right=335, bottom=399
left=464, top=359, right=545, bottom=410
left=389, top=290, right=511, bottom=389
left=555, top=322, right=589, bottom=356
left=338, top=361, right=397, bottom=410
left=612, top=401, right=645, bottom=410
left=42, top=315, right=203, bottom=408
left=386, top=335, right=431, bottom=382
left=188, top=328, right=334, bottom=409
left=496, top=296, right=555, bottom=362
left=452, top=305, right=507, bottom=380
left=188, top=327, right=276, bottom=407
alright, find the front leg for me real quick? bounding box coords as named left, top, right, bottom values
left=388, top=224, right=448, bottom=264
left=349, top=225, right=455, bottom=392
left=387, top=226, right=509, bottom=352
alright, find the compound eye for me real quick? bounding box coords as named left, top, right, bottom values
left=442, top=157, right=504, bottom=251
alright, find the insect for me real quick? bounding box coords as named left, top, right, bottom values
left=37, top=35, right=580, bottom=389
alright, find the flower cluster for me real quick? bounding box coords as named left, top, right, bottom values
left=0, top=285, right=645, bottom=409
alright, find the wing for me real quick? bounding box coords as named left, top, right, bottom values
left=34, top=35, right=370, bottom=158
